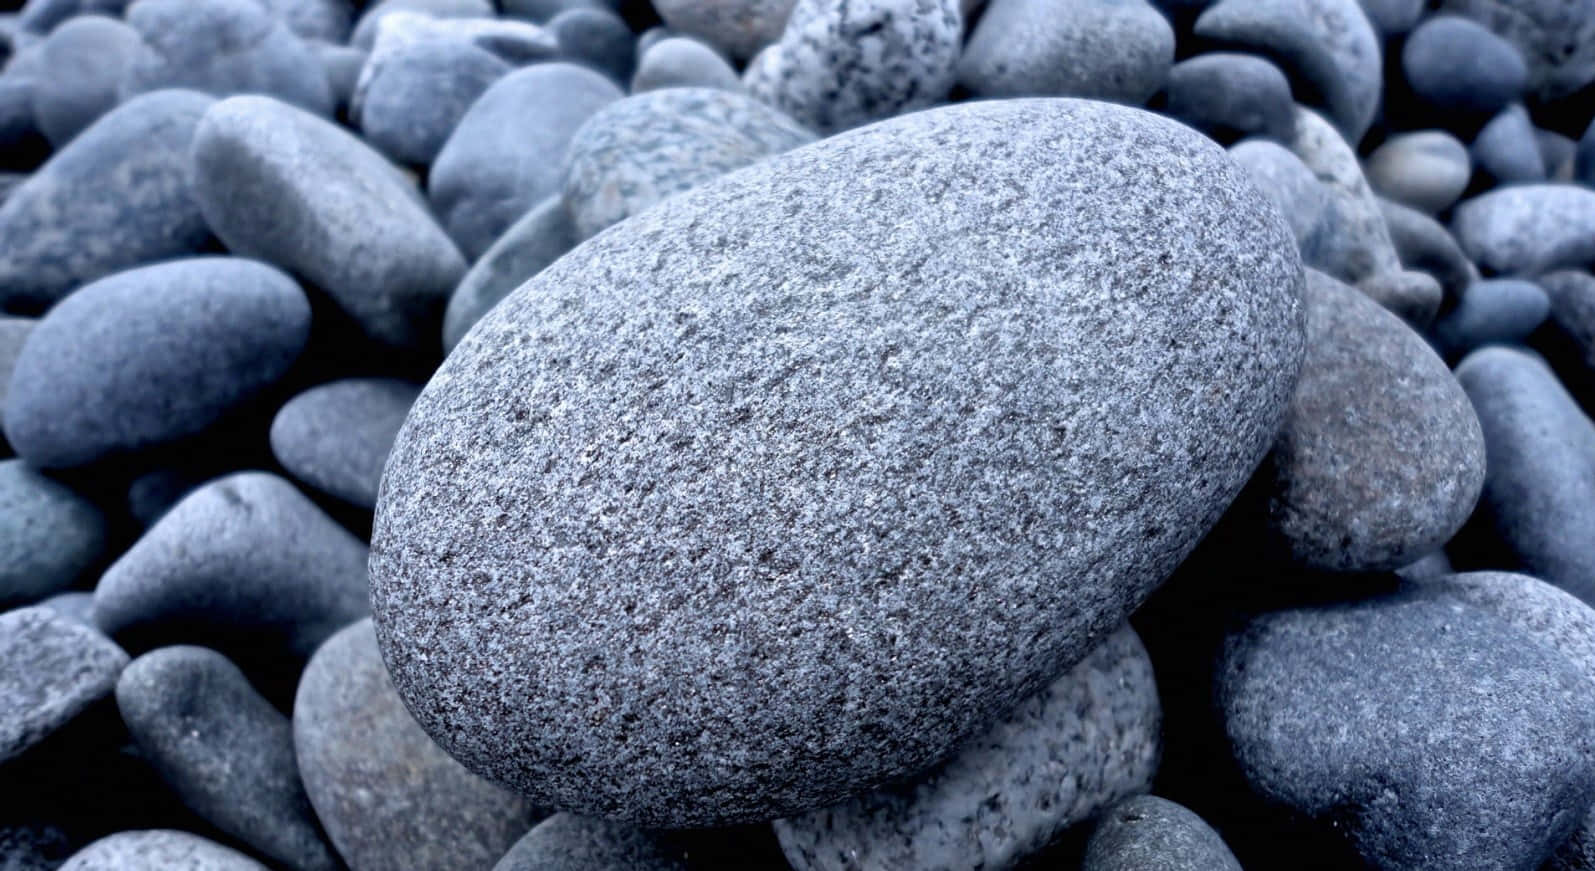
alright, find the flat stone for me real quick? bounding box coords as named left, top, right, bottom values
left=1440, top=0, right=1595, bottom=100
left=270, top=378, right=421, bottom=510
left=1165, top=53, right=1294, bottom=144
left=1402, top=14, right=1527, bottom=116
left=651, top=0, right=795, bottom=59
left=59, top=831, right=268, bottom=871
left=349, top=0, right=493, bottom=48
left=1434, top=277, right=1550, bottom=356
left=958, top=0, right=1174, bottom=105
left=0, top=606, right=126, bottom=763
left=371, top=98, right=1306, bottom=827
left=1228, top=138, right=1330, bottom=247
left=442, top=196, right=578, bottom=353
left=1473, top=104, right=1548, bottom=184
left=1452, top=184, right=1595, bottom=276
left=1082, top=796, right=1243, bottom=871
left=491, top=815, right=685, bottom=871
left=28, top=14, right=148, bottom=146
left=0, top=459, right=106, bottom=606
left=1287, top=106, right=1402, bottom=283
left=631, top=36, right=741, bottom=93
left=1365, top=130, right=1471, bottom=214
left=1378, top=196, right=1478, bottom=297
left=355, top=38, right=508, bottom=166
left=549, top=8, right=633, bottom=84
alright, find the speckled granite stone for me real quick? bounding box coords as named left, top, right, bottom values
left=59, top=831, right=268, bottom=871
left=442, top=197, right=578, bottom=353
left=0, top=606, right=126, bottom=763
left=1083, top=796, right=1242, bottom=871
left=492, top=814, right=685, bottom=871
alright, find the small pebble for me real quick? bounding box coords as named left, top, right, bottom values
left=442, top=196, right=579, bottom=353
left=1433, top=277, right=1551, bottom=356
left=0, top=459, right=107, bottom=606
left=1164, top=53, right=1295, bottom=144
left=355, top=38, right=509, bottom=166
left=27, top=14, right=147, bottom=146
left=958, top=0, right=1174, bottom=105
left=631, top=36, right=741, bottom=93
left=1439, top=0, right=1595, bottom=100
left=1473, top=103, right=1548, bottom=184
left=270, top=378, right=421, bottom=510
left=1402, top=14, right=1527, bottom=117
left=59, top=830, right=268, bottom=871
left=1452, top=183, right=1595, bottom=276
left=0, top=606, right=126, bottom=763
left=1378, top=197, right=1479, bottom=297
left=1082, top=795, right=1243, bottom=871
left=549, top=7, right=634, bottom=84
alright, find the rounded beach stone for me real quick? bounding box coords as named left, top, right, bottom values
left=349, top=0, right=494, bottom=48
left=548, top=8, right=634, bottom=84
left=1439, top=0, right=1595, bottom=100
left=492, top=814, right=685, bottom=871
left=1287, top=107, right=1401, bottom=284
left=295, top=619, right=543, bottom=871
left=315, top=42, right=365, bottom=117
left=1402, top=15, right=1527, bottom=116
left=1433, top=278, right=1550, bottom=356
left=958, top=0, right=1174, bottom=105
left=3, top=257, right=310, bottom=469
left=1356, top=268, right=1443, bottom=327
left=356, top=39, right=508, bottom=167
left=1082, top=796, right=1242, bottom=871
left=59, top=831, right=268, bottom=871
left=1473, top=104, right=1548, bottom=184
left=651, top=0, right=794, bottom=59
left=1536, top=269, right=1595, bottom=391
left=1164, top=53, right=1294, bottom=144
left=1365, top=130, right=1471, bottom=215
left=116, top=646, right=339, bottom=871
left=0, top=606, right=126, bottom=763
left=192, top=95, right=467, bottom=351
left=28, top=14, right=148, bottom=146
left=442, top=197, right=579, bottom=353
left=371, top=98, right=1306, bottom=828
left=16, top=0, right=129, bottom=34
left=1378, top=197, right=1478, bottom=297
left=773, top=626, right=1161, bottom=871
left=1228, top=138, right=1329, bottom=246
left=562, top=87, right=814, bottom=240
left=1452, top=184, right=1595, bottom=276
left=270, top=378, right=421, bottom=510
left=0, top=459, right=106, bottom=606
left=631, top=37, right=741, bottom=93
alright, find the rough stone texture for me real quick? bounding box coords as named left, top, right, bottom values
left=1082, top=796, right=1243, bottom=871
left=744, top=0, right=961, bottom=135
left=491, top=815, right=686, bottom=871
left=1452, top=184, right=1595, bottom=276
left=1261, top=270, right=1484, bottom=571
left=59, top=831, right=269, bottom=871
left=349, top=0, right=494, bottom=48
left=116, top=646, right=339, bottom=871
left=3, top=257, right=311, bottom=469
left=631, top=36, right=742, bottom=93
left=549, top=8, right=633, bottom=84
left=1228, top=138, right=1329, bottom=247
left=270, top=378, right=421, bottom=510
left=192, top=95, right=467, bottom=351
left=0, top=89, right=213, bottom=315
left=1440, top=0, right=1595, bottom=100
left=958, top=0, right=1174, bottom=105
left=1219, top=592, right=1595, bottom=870
left=1402, top=14, right=1527, bottom=116
left=355, top=38, right=507, bottom=167
left=1434, top=277, right=1550, bottom=356
left=0, top=606, right=126, bottom=763
left=429, top=63, right=621, bottom=259
left=442, top=196, right=578, bottom=353
left=773, top=626, right=1161, bottom=871
left=295, top=620, right=543, bottom=871
left=1164, top=53, right=1294, bottom=144
left=1378, top=196, right=1478, bottom=297
left=1473, top=104, right=1548, bottom=184
left=1288, top=106, right=1402, bottom=284
left=1365, top=130, right=1471, bottom=214
left=0, top=459, right=106, bottom=606
left=28, top=14, right=148, bottom=146
left=562, top=87, right=814, bottom=240
left=1356, top=267, right=1444, bottom=327
left=652, top=0, right=795, bottom=59
left=371, top=99, right=1306, bottom=828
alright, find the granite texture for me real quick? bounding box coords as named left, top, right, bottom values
left=0, top=606, right=126, bottom=763
left=59, top=831, right=268, bottom=871
left=958, top=0, right=1174, bottom=105
left=1452, top=184, right=1595, bottom=276
left=491, top=814, right=686, bottom=871
left=1082, top=796, right=1243, bottom=871
left=0, top=460, right=106, bottom=606
left=270, top=378, right=421, bottom=510
left=441, top=196, right=578, bottom=354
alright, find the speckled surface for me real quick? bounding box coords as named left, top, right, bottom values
left=1287, top=106, right=1402, bottom=284
left=442, top=196, right=579, bottom=353
left=59, top=830, right=268, bottom=871
left=493, top=814, right=686, bottom=871
left=271, top=378, right=421, bottom=510
left=1452, top=184, right=1595, bottom=276
left=0, top=607, right=126, bottom=763
left=958, top=0, right=1174, bottom=105
left=1082, top=795, right=1242, bottom=871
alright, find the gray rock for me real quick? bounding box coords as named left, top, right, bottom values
left=1378, top=196, right=1478, bottom=297
left=39, top=590, right=95, bottom=626
left=634, top=24, right=675, bottom=58
left=0, top=460, right=106, bottom=606
left=1260, top=269, right=1484, bottom=571
left=1194, top=0, right=1382, bottom=144
left=1395, top=549, right=1453, bottom=581
left=492, top=815, right=685, bottom=871
left=1434, top=277, right=1550, bottom=355
left=119, top=0, right=332, bottom=116
left=1219, top=592, right=1595, bottom=870
left=59, top=830, right=268, bottom=871
left=442, top=196, right=578, bottom=353
left=1356, top=0, right=1422, bottom=34
left=355, top=38, right=508, bottom=166
left=313, top=42, right=364, bottom=118
left=1539, top=269, right=1595, bottom=376
left=16, top=0, right=128, bottom=35
left=1540, top=128, right=1578, bottom=180
left=270, top=378, right=421, bottom=510
left=504, top=0, right=615, bottom=22
left=0, top=315, right=31, bottom=442
left=1287, top=106, right=1402, bottom=284
left=773, top=626, right=1161, bottom=871
left=116, top=646, right=339, bottom=871
left=429, top=63, right=620, bottom=259
left=1082, top=796, right=1243, bottom=871
left=1402, top=14, right=1527, bottom=116
left=257, top=0, right=353, bottom=43
left=1452, top=184, right=1595, bottom=276
left=651, top=0, right=795, bottom=59
left=562, top=87, right=814, bottom=240
left=631, top=36, right=741, bottom=93
left=93, top=471, right=370, bottom=660
left=1456, top=347, right=1595, bottom=604
left=1365, top=130, right=1471, bottom=214
left=0, top=606, right=126, bottom=763
left=1355, top=267, right=1444, bottom=326
left=192, top=95, right=466, bottom=351
left=28, top=14, right=147, bottom=146
left=1440, top=0, right=1595, bottom=100
left=0, top=89, right=213, bottom=314
left=1228, top=138, right=1330, bottom=246
left=1473, top=104, right=1548, bottom=184
left=295, top=620, right=543, bottom=871
left=370, top=98, right=1306, bottom=827
left=3, top=257, right=310, bottom=469
left=1409, top=571, right=1595, bottom=677
left=1165, top=53, right=1295, bottom=144
left=744, top=0, right=961, bottom=135
left=349, top=0, right=493, bottom=48
left=358, top=10, right=559, bottom=72
left=549, top=8, right=633, bottom=84
left=1578, top=117, right=1595, bottom=187
left=958, top=0, right=1173, bottom=105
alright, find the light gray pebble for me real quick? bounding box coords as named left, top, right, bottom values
left=59, top=830, right=268, bottom=871
left=1434, top=278, right=1551, bottom=356
left=958, top=0, right=1174, bottom=105
left=442, top=196, right=578, bottom=353
left=0, top=460, right=106, bottom=606
left=27, top=14, right=148, bottom=146
left=1402, top=14, right=1527, bottom=116
left=270, top=378, right=421, bottom=510
left=1287, top=106, right=1401, bottom=284
left=38, top=590, right=95, bottom=627
left=1355, top=268, right=1443, bottom=327
left=1228, top=137, right=1329, bottom=246
left=349, top=0, right=493, bottom=49
left=1473, top=104, right=1548, bottom=184
left=355, top=38, right=508, bottom=166
left=1365, top=130, right=1471, bottom=214
left=631, top=36, right=741, bottom=93
left=0, top=606, right=126, bottom=763
left=1452, top=183, right=1595, bottom=276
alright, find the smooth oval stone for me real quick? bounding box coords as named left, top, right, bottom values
left=349, top=0, right=494, bottom=48
left=562, top=87, right=814, bottom=240
left=1452, top=184, right=1595, bottom=276
left=492, top=815, right=685, bottom=871
left=0, top=460, right=106, bottom=606
left=0, top=606, right=126, bottom=763
left=631, top=36, right=741, bottom=93
left=1164, top=53, right=1294, bottom=144
left=192, top=95, right=466, bottom=351
left=0, top=89, right=213, bottom=314
left=270, top=378, right=421, bottom=510
left=442, top=197, right=579, bottom=354
left=94, top=471, right=370, bottom=661
left=372, top=98, right=1306, bottom=828
left=1440, top=0, right=1595, bottom=100
left=1082, top=796, right=1243, bottom=871
left=958, top=0, right=1174, bottom=105
left=1434, top=278, right=1550, bottom=356
left=549, top=8, right=633, bottom=84
left=1378, top=197, right=1478, bottom=297
left=1356, top=267, right=1443, bottom=327
left=744, top=0, right=961, bottom=135
left=295, top=619, right=542, bottom=871
left=773, top=626, right=1161, bottom=871
left=1402, top=15, right=1527, bottom=116
left=1261, top=270, right=1484, bottom=571
left=258, top=0, right=352, bottom=43
left=429, top=63, right=621, bottom=259
left=3, top=257, right=310, bottom=469
left=1288, top=107, right=1401, bottom=284
left=59, top=831, right=268, bottom=871
left=1473, top=103, right=1548, bottom=184
left=1456, top=347, right=1595, bottom=604
left=1228, top=138, right=1329, bottom=246
left=1220, top=592, right=1595, bottom=870
left=651, top=0, right=792, bottom=59
left=28, top=14, right=147, bottom=146
left=116, top=646, right=339, bottom=871
left=1365, top=131, right=1471, bottom=214
left=356, top=38, right=508, bottom=167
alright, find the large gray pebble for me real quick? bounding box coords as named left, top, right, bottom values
left=295, top=619, right=542, bottom=871
left=0, top=459, right=105, bottom=605
left=492, top=814, right=685, bottom=871
left=1452, top=184, right=1595, bottom=276
left=1433, top=278, right=1550, bottom=356
left=355, top=38, right=508, bottom=166
left=349, top=0, right=493, bottom=48
left=59, top=830, right=268, bottom=871
left=429, top=63, right=620, bottom=259
left=1473, top=103, right=1548, bottom=184
left=192, top=95, right=466, bottom=351
left=1165, top=53, right=1294, bottom=144
left=1440, top=0, right=1595, bottom=100
left=1287, top=106, right=1401, bottom=284
left=270, top=378, right=420, bottom=510
left=1402, top=15, right=1527, bottom=116
left=1365, top=130, right=1471, bottom=214
left=562, top=87, right=814, bottom=240
left=358, top=9, right=559, bottom=73
left=28, top=14, right=147, bottom=146
left=774, top=626, right=1161, bottom=871
left=1379, top=197, right=1477, bottom=297
left=1228, top=138, right=1329, bottom=246
left=0, top=89, right=212, bottom=314
left=631, top=37, right=741, bottom=93
left=651, top=0, right=794, bottom=59
left=442, top=196, right=578, bottom=353
left=117, top=646, right=339, bottom=871
left=0, top=606, right=126, bottom=763
left=1082, top=796, right=1242, bottom=871
left=3, top=257, right=309, bottom=469
left=958, top=0, right=1174, bottom=105
left=371, top=98, right=1305, bottom=828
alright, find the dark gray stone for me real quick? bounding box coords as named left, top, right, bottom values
left=429, top=63, right=620, bottom=259
left=0, top=606, right=125, bottom=763
left=0, top=89, right=213, bottom=314
left=1219, top=592, right=1595, bottom=870
left=773, top=626, right=1161, bottom=871
left=3, top=257, right=309, bottom=469
left=1378, top=196, right=1478, bottom=297
left=631, top=36, right=741, bottom=93
left=1228, top=138, right=1329, bottom=246
left=1288, top=106, right=1402, bottom=284
left=1164, top=53, right=1294, bottom=144
left=1538, top=269, right=1595, bottom=377
left=958, top=0, right=1174, bottom=105
left=1578, top=117, right=1595, bottom=186
left=1473, top=104, right=1548, bottom=184
left=442, top=196, right=578, bottom=353
left=1365, top=130, right=1471, bottom=214
left=550, top=8, right=633, bottom=84
left=1440, top=0, right=1595, bottom=100
left=28, top=14, right=147, bottom=146
left=1395, top=549, right=1453, bottom=581
left=1082, top=796, right=1242, bottom=871
left=1356, top=0, right=1421, bottom=34
left=371, top=99, right=1306, bottom=828
left=1434, top=277, right=1550, bottom=355
left=349, top=0, right=493, bottom=48
left=355, top=38, right=508, bottom=166
left=1452, top=184, right=1595, bottom=276
left=0, top=459, right=106, bottom=606
left=651, top=0, right=793, bottom=59
left=1402, top=14, right=1527, bottom=116
left=295, top=619, right=543, bottom=871
left=192, top=95, right=466, bottom=351
left=116, top=646, right=339, bottom=871
left=258, top=0, right=353, bottom=43
left=270, top=378, right=421, bottom=510
left=59, top=830, right=268, bottom=871
left=492, top=815, right=685, bottom=871
left=1355, top=268, right=1444, bottom=326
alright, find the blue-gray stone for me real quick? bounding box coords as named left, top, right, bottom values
left=0, top=460, right=105, bottom=606
left=355, top=38, right=508, bottom=166
left=1439, top=0, right=1595, bottom=100
left=442, top=196, right=578, bottom=354
left=1164, top=52, right=1295, bottom=144
left=492, top=815, right=684, bottom=871
left=27, top=14, right=147, bottom=146
left=958, top=0, right=1174, bottom=105
left=16, top=0, right=127, bottom=35
left=0, top=606, right=126, bottom=763
left=549, top=8, right=633, bottom=84
left=1378, top=197, right=1477, bottom=297
left=1228, top=138, right=1329, bottom=246
left=1083, top=796, right=1243, bottom=871
left=58, top=831, right=267, bottom=871
left=349, top=0, right=492, bottom=48
left=1452, top=183, right=1595, bottom=276
left=1365, top=130, right=1471, bottom=214
left=258, top=0, right=353, bottom=43
left=1402, top=14, right=1527, bottom=116
left=1473, top=104, right=1548, bottom=184
left=631, top=36, right=741, bottom=93
left=1540, top=128, right=1578, bottom=180
left=1356, top=0, right=1421, bottom=35
left=650, top=0, right=793, bottom=59
left=1286, top=106, right=1401, bottom=284
left=270, top=378, right=421, bottom=510
left=315, top=42, right=365, bottom=119
left=1433, top=278, right=1550, bottom=356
